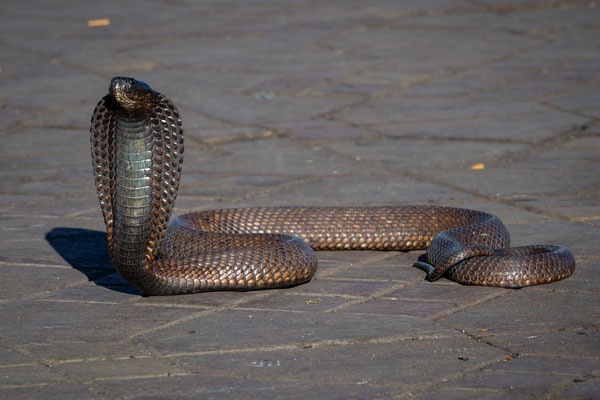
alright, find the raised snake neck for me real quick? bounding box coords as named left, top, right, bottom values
left=90, top=77, right=575, bottom=296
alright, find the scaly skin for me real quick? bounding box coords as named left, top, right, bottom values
left=90, top=77, right=575, bottom=295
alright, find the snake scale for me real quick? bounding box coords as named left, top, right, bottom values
left=90, top=77, right=575, bottom=295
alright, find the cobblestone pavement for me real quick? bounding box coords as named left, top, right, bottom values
left=1, top=0, right=599, bottom=399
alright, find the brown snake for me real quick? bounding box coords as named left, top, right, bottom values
left=90, top=77, right=575, bottom=295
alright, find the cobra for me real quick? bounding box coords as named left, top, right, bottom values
left=90, top=77, right=575, bottom=295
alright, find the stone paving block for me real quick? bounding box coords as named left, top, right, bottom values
left=98, top=374, right=394, bottom=400
left=0, top=300, right=194, bottom=349
left=424, top=162, right=597, bottom=205
left=23, top=102, right=97, bottom=131
left=547, top=83, right=600, bottom=119
left=324, top=137, right=527, bottom=170
left=0, top=347, right=31, bottom=366
left=0, top=383, right=102, bottom=400
left=288, top=125, right=373, bottom=142
left=251, top=175, right=477, bottom=206
left=0, top=265, right=100, bottom=301
left=489, top=354, right=600, bottom=374
left=374, top=111, right=586, bottom=142
left=486, top=327, right=600, bottom=358
left=507, top=220, right=599, bottom=256
left=0, top=364, right=66, bottom=388
left=326, top=251, right=425, bottom=282
left=39, top=283, right=140, bottom=304
left=413, top=387, right=529, bottom=400
left=440, top=290, right=600, bottom=337
left=281, top=278, right=398, bottom=299
left=444, top=369, right=574, bottom=397
left=554, top=377, right=600, bottom=399
left=237, top=293, right=351, bottom=313
left=0, top=226, right=110, bottom=275
left=133, top=289, right=270, bottom=310
left=53, top=357, right=186, bottom=383
left=322, top=26, right=542, bottom=73
left=197, top=138, right=382, bottom=178
left=172, top=337, right=508, bottom=388
left=14, top=339, right=152, bottom=366
left=343, top=297, right=460, bottom=318
left=189, top=92, right=355, bottom=126
left=336, top=95, right=548, bottom=126
left=134, top=310, right=460, bottom=355
left=400, top=4, right=600, bottom=33
left=382, top=281, right=502, bottom=302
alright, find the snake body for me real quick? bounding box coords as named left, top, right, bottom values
left=90, top=77, right=575, bottom=296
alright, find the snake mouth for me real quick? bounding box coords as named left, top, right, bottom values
left=109, top=76, right=154, bottom=110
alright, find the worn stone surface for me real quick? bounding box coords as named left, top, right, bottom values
left=0, top=0, right=598, bottom=399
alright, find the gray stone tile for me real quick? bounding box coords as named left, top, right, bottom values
left=135, top=309, right=460, bottom=355
left=487, top=327, right=600, bottom=357
left=0, top=364, right=65, bottom=388
left=0, top=300, right=193, bottom=348
left=99, top=374, right=395, bottom=400
left=554, top=377, right=600, bottom=399
left=446, top=369, right=574, bottom=396
left=336, top=96, right=547, bottom=126
left=323, top=137, right=527, bottom=170
left=0, top=383, right=103, bottom=400
left=250, top=175, right=477, bottom=206
left=489, top=354, right=600, bottom=374
left=326, top=251, right=425, bottom=282
left=374, top=111, right=586, bottom=142
left=172, top=338, right=508, bottom=387
left=0, top=265, right=103, bottom=301
left=440, top=291, right=600, bottom=336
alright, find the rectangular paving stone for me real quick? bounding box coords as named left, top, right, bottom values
left=198, top=138, right=383, bottom=177
left=0, top=383, right=102, bottom=400
left=336, top=95, right=546, bottom=126
left=440, top=291, right=600, bottom=337
left=446, top=369, right=574, bottom=396
left=374, top=111, right=586, bottom=142
left=236, top=293, right=352, bottom=313
left=254, top=175, right=477, bottom=206
left=342, top=297, right=460, bottom=318
left=554, top=377, right=600, bottom=399
left=0, top=264, right=100, bottom=301
left=489, top=354, right=600, bottom=374
left=53, top=357, right=186, bottom=382
left=413, top=386, right=529, bottom=400
left=0, top=364, right=65, bottom=388
left=134, top=309, right=461, bottom=355
left=486, top=327, right=600, bottom=357
left=422, top=153, right=597, bottom=200
left=340, top=282, right=506, bottom=318
left=16, top=339, right=154, bottom=366
left=172, top=337, right=509, bottom=387
left=288, top=278, right=399, bottom=298
left=0, top=300, right=194, bottom=349
left=324, top=137, right=527, bottom=171
left=99, top=374, right=395, bottom=400
left=326, top=251, right=427, bottom=282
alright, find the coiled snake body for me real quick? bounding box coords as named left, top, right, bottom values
left=90, top=77, right=575, bottom=295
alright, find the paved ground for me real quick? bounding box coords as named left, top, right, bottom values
left=1, top=0, right=599, bottom=399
